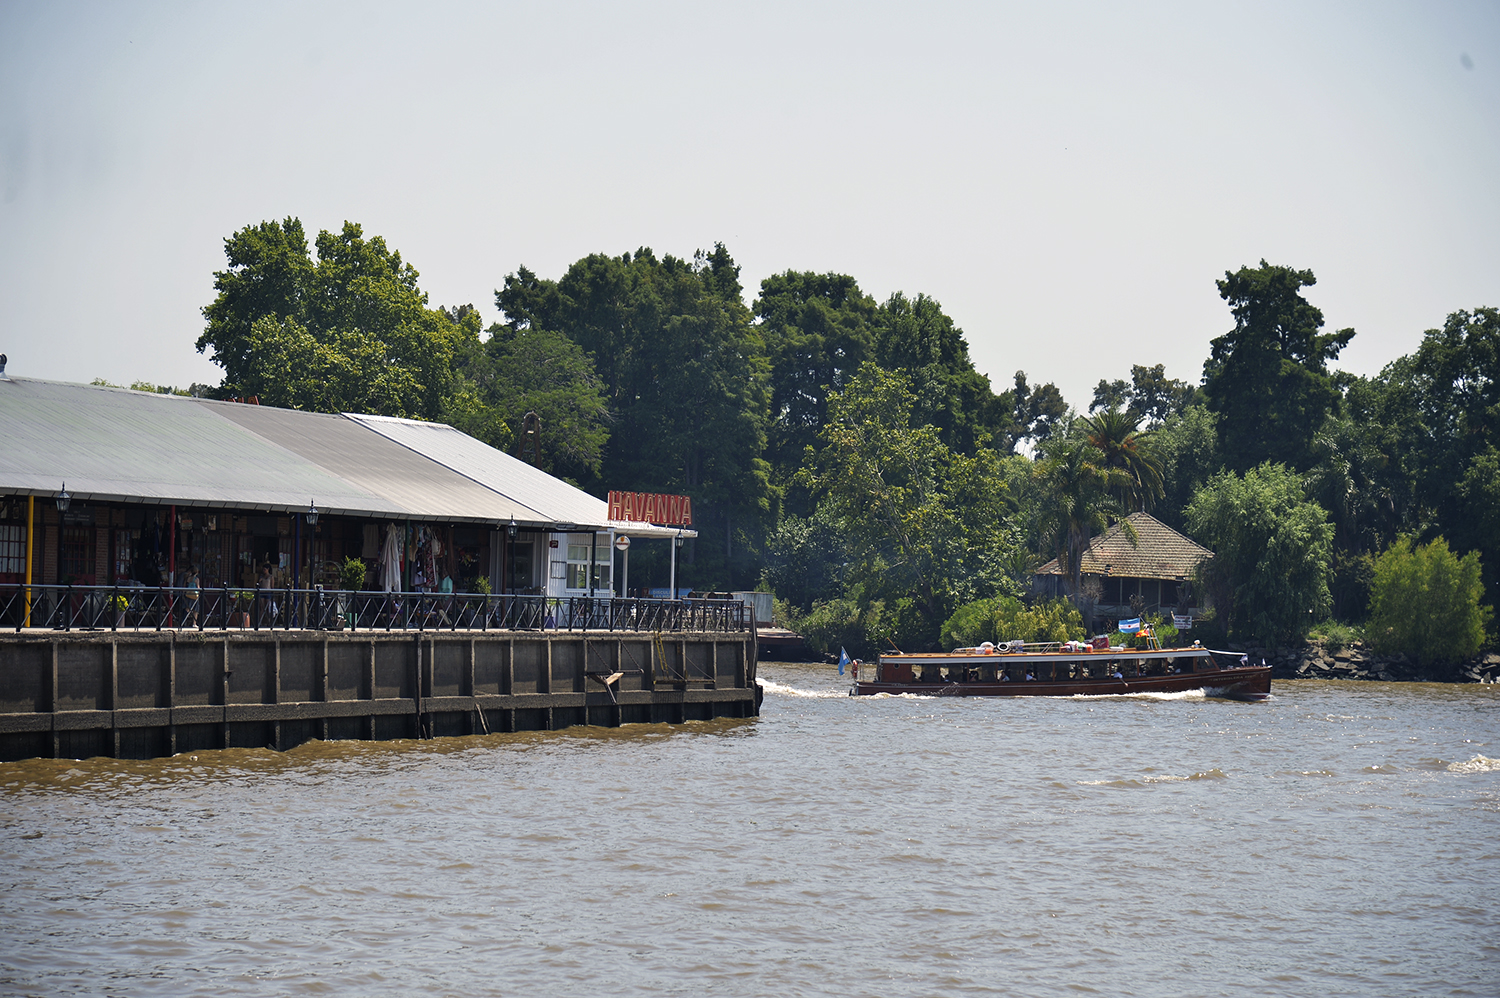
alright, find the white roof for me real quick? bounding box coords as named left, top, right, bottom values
left=0, top=376, right=693, bottom=536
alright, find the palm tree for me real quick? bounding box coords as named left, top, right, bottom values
left=1082, top=409, right=1164, bottom=512
left=1034, top=440, right=1136, bottom=600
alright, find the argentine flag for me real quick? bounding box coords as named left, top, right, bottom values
left=1118, top=618, right=1143, bottom=634
left=837, top=647, right=850, bottom=676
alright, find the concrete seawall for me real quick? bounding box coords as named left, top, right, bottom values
left=0, top=630, right=760, bottom=762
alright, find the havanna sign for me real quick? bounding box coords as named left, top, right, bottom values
left=607, top=491, right=694, bottom=526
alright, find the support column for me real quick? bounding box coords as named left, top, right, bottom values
left=23, top=495, right=34, bottom=628
left=110, top=639, right=120, bottom=758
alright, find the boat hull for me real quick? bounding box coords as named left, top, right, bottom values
left=852, top=665, right=1272, bottom=699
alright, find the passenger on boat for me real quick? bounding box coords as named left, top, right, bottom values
left=1112, top=667, right=1124, bottom=679
left=1024, top=670, right=1036, bottom=681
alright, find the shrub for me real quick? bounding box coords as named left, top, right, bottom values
left=940, top=596, right=1084, bottom=649
left=786, top=598, right=887, bottom=659
left=1367, top=536, right=1491, bottom=667
left=339, top=556, right=368, bottom=591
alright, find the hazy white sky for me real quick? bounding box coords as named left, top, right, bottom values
left=3, top=1, right=1497, bottom=412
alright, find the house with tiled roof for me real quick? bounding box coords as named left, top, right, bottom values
left=1032, top=512, right=1212, bottom=621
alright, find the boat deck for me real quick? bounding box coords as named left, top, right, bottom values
left=853, top=645, right=1271, bottom=699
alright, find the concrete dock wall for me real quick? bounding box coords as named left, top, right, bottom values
left=0, top=630, right=760, bottom=761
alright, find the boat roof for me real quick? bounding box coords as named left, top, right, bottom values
left=883, top=646, right=1212, bottom=664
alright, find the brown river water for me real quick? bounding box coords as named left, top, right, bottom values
left=1, top=662, right=1498, bottom=997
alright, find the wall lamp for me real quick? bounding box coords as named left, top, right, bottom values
left=56, top=483, right=70, bottom=513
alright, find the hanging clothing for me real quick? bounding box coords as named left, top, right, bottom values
left=380, top=524, right=403, bottom=593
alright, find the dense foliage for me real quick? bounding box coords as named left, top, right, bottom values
left=940, top=596, right=1085, bottom=650
left=1366, top=536, right=1489, bottom=667
left=190, top=223, right=1496, bottom=654
left=1186, top=463, right=1334, bottom=648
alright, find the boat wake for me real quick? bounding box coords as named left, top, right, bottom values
left=1068, top=689, right=1208, bottom=701
left=758, top=679, right=850, bottom=699
left=1448, top=754, right=1500, bottom=775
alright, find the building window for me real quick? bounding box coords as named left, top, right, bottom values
left=566, top=542, right=611, bottom=590
left=61, top=526, right=95, bottom=582
left=0, top=524, right=23, bottom=575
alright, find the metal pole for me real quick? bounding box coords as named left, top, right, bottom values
left=588, top=531, right=596, bottom=599
left=23, top=495, right=33, bottom=628
left=669, top=531, right=678, bottom=599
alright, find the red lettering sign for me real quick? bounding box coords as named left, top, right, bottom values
left=608, top=490, right=694, bottom=526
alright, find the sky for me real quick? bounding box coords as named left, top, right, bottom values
left=2, top=1, right=1498, bottom=413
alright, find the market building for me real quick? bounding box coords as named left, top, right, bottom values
left=0, top=374, right=695, bottom=607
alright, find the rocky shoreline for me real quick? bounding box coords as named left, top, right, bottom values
left=1224, top=640, right=1500, bottom=684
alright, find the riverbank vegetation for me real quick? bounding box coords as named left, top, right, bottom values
left=183, top=219, right=1498, bottom=661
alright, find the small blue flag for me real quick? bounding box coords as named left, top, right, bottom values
left=837, top=647, right=850, bottom=676
left=1118, top=618, right=1142, bottom=634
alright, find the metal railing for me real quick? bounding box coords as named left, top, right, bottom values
left=1, top=583, right=752, bottom=635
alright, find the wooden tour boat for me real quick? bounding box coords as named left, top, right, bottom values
left=851, top=640, right=1271, bottom=701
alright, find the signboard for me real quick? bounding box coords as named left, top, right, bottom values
left=607, top=490, right=693, bottom=526
left=614, top=535, right=631, bottom=552
left=1172, top=614, right=1193, bottom=630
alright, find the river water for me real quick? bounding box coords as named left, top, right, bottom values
left=1, top=662, right=1497, bottom=997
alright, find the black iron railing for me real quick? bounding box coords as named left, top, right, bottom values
left=1, top=583, right=752, bottom=634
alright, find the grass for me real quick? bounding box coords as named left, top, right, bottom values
left=1307, top=620, right=1364, bottom=653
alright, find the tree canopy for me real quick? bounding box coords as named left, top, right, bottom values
left=1186, top=462, right=1333, bottom=647
left=1366, top=536, right=1489, bottom=667
left=188, top=221, right=1500, bottom=651
left=1203, top=262, right=1355, bottom=472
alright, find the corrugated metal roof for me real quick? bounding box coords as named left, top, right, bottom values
left=345, top=413, right=601, bottom=527
left=210, top=402, right=551, bottom=524
left=0, top=377, right=677, bottom=531
left=0, top=377, right=390, bottom=512
left=347, top=413, right=696, bottom=538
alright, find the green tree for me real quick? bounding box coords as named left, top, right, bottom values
left=753, top=271, right=877, bottom=504
left=1080, top=408, right=1164, bottom=511
left=759, top=505, right=850, bottom=612
left=1367, top=536, right=1490, bottom=667
left=1032, top=438, right=1135, bottom=599
left=870, top=291, right=1017, bottom=456
left=1089, top=364, right=1196, bottom=426
left=800, top=364, right=1018, bottom=649
left=1185, top=463, right=1333, bottom=646
left=197, top=219, right=489, bottom=425
left=197, top=217, right=315, bottom=390
left=496, top=244, right=774, bottom=588
left=471, top=327, right=611, bottom=485
left=1401, top=308, right=1500, bottom=562
left=1009, top=371, right=1069, bottom=448
left=1151, top=404, right=1219, bottom=530
left=1202, top=262, right=1355, bottom=472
